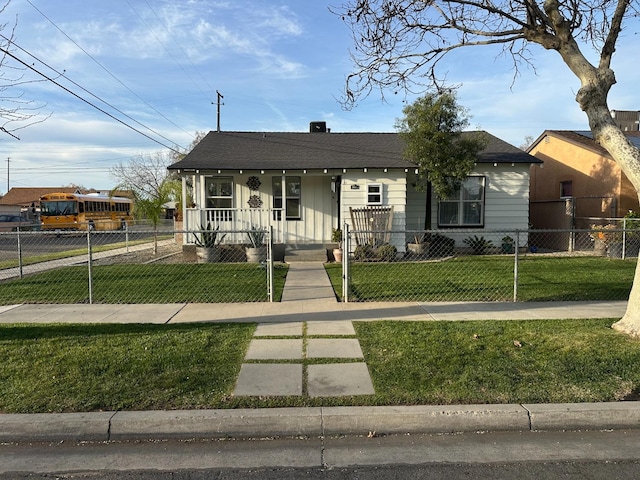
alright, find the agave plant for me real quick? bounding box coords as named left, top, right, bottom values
left=463, top=235, right=493, bottom=255
left=194, top=222, right=225, bottom=248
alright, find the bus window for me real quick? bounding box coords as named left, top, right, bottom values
left=40, top=200, right=78, bottom=216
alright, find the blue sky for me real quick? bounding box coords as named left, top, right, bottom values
left=0, top=0, right=638, bottom=192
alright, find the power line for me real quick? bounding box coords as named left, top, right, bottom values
left=0, top=45, right=182, bottom=154
left=24, top=0, right=195, bottom=140
left=1, top=34, right=183, bottom=151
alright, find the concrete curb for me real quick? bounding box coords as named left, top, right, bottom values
left=2, top=402, right=639, bottom=442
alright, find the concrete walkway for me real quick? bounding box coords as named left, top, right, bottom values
left=280, top=262, right=338, bottom=302
left=236, top=262, right=373, bottom=397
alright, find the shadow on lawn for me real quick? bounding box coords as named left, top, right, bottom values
left=0, top=322, right=253, bottom=341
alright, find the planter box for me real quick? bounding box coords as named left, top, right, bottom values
left=407, top=242, right=429, bottom=256
left=196, top=246, right=221, bottom=263
left=246, top=246, right=267, bottom=263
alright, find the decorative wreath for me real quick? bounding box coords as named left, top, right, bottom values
left=247, top=176, right=261, bottom=191
left=248, top=194, right=263, bottom=208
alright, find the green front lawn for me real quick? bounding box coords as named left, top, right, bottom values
left=355, top=319, right=640, bottom=405
left=0, top=263, right=289, bottom=304
left=326, top=256, right=636, bottom=301
left=0, top=323, right=255, bottom=413
left=2, top=318, right=640, bottom=413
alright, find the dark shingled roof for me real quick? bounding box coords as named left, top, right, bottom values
left=169, top=130, right=540, bottom=172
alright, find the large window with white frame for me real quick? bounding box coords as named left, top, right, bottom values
left=438, top=176, right=485, bottom=227
left=205, top=177, right=233, bottom=221
left=273, top=176, right=301, bottom=220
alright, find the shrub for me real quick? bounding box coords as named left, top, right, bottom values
left=377, top=243, right=397, bottom=262
left=354, top=244, right=375, bottom=260
left=429, top=234, right=455, bottom=257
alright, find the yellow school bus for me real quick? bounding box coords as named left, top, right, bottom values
left=39, top=193, right=134, bottom=231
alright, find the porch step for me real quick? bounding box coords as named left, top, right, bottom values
left=285, top=244, right=329, bottom=262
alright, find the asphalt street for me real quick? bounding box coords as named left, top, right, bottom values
left=2, top=430, right=640, bottom=479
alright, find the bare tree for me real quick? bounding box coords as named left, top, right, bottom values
left=110, top=151, right=179, bottom=254
left=336, top=0, right=640, bottom=336
left=0, top=1, right=49, bottom=139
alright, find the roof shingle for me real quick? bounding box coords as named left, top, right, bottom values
left=169, top=130, right=540, bottom=171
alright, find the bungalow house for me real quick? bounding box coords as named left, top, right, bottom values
left=168, top=122, right=541, bottom=255
left=528, top=130, right=640, bottom=230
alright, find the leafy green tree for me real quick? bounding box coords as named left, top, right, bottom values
left=396, top=91, right=486, bottom=199
left=335, top=0, right=640, bottom=336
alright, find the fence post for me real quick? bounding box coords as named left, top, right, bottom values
left=622, top=218, right=627, bottom=260
left=17, top=229, right=24, bottom=279
left=343, top=222, right=349, bottom=303
left=87, top=230, right=93, bottom=305
left=513, top=230, right=520, bottom=302
left=268, top=226, right=274, bottom=302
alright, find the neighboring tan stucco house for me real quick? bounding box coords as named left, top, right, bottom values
left=168, top=123, right=541, bottom=253
left=528, top=130, right=640, bottom=229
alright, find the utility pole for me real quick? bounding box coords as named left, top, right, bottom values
left=213, top=91, right=224, bottom=132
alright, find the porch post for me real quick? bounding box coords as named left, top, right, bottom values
left=343, top=222, right=349, bottom=303
left=268, top=226, right=274, bottom=302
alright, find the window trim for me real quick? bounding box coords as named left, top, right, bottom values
left=273, top=175, right=302, bottom=221
left=560, top=180, right=573, bottom=199
left=205, top=176, right=234, bottom=222
left=367, top=183, right=383, bottom=205
left=437, top=176, right=486, bottom=228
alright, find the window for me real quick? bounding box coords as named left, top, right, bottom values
left=367, top=183, right=382, bottom=205
left=438, top=176, right=485, bottom=227
left=560, top=180, right=573, bottom=198
left=205, top=177, right=233, bottom=221
left=273, top=176, right=301, bottom=220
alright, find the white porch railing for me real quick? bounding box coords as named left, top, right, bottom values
left=184, top=208, right=286, bottom=244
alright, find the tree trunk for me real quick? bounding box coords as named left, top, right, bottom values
left=581, top=101, right=640, bottom=336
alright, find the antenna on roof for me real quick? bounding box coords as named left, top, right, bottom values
left=212, top=91, right=224, bottom=132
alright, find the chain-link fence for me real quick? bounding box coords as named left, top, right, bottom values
left=0, top=227, right=278, bottom=304
left=340, top=227, right=639, bottom=302
left=1, top=224, right=637, bottom=305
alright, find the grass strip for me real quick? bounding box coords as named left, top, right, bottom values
left=0, top=237, right=172, bottom=270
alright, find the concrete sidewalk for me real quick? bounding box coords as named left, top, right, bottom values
left=0, top=299, right=628, bottom=324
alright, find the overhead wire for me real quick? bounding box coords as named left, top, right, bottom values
left=0, top=34, right=185, bottom=152
left=0, top=43, right=182, bottom=154
left=24, top=0, right=195, bottom=141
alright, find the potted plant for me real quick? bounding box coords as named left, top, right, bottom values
left=501, top=235, right=515, bottom=254
left=246, top=225, right=267, bottom=263
left=407, top=232, right=429, bottom=256
left=331, top=228, right=343, bottom=262
left=194, top=222, right=225, bottom=263
left=591, top=224, right=623, bottom=257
